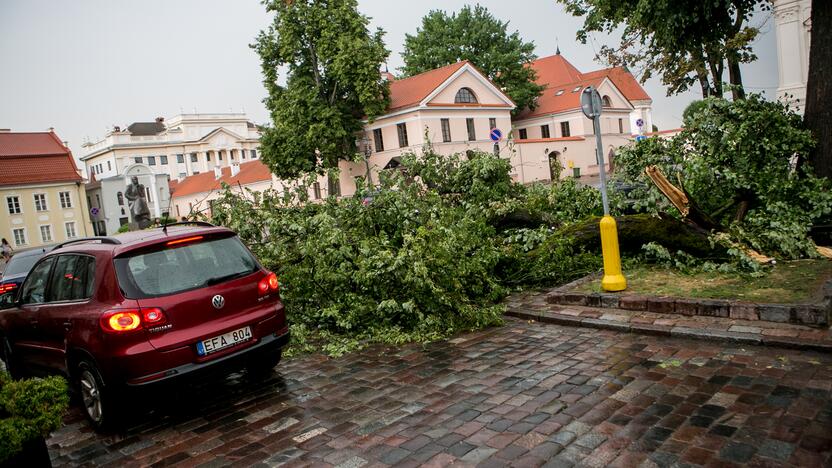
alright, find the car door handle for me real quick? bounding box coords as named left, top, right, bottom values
left=29, top=319, right=38, bottom=325
left=63, top=321, right=72, bottom=330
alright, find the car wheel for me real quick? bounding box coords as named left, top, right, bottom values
left=1, top=337, right=22, bottom=379
left=76, top=360, right=117, bottom=431
left=247, top=350, right=282, bottom=379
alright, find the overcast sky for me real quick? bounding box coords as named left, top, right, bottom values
left=0, top=0, right=779, bottom=159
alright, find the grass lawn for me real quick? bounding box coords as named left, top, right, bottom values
left=573, top=259, right=832, bottom=304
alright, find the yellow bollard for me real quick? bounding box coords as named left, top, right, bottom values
left=599, top=215, right=627, bottom=292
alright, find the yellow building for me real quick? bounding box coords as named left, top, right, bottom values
left=0, top=130, right=93, bottom=249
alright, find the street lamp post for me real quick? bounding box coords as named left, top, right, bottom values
left=361, top=137, right=374, bottom=189
left=581, top=86, right=626, bottom=292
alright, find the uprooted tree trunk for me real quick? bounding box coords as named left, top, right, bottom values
left=561, top=213, right=728, bottom=259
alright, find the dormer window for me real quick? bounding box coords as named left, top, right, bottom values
left=572, top=86, right=582, bottom=93
left=602, top=95, right=612, bottom=107
left=555, top=90, right=564, bottom=96
left=454, top=87, right=478, bottom=104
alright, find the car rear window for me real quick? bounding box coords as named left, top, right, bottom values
left=4, top=252, right=44, bottom=277
left=114, top=235, right=259, bottom=298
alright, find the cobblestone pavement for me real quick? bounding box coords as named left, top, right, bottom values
left=49, top=318, right=832, bottom=467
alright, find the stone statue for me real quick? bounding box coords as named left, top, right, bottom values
left=125, top=176, right=152, bottom=229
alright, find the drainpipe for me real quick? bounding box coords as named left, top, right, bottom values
left=76, top=181, right=90, bottom=236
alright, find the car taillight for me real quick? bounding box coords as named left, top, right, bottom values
left=100, top=308, right=167, bottom=333
left=258, top=272, right=279, bottom=295
left=0, top=283, right=17, bottom=294
left=166, top=235, right=203, bottom=247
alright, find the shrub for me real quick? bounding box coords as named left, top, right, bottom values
left=0, top=372, right=68, bottom=462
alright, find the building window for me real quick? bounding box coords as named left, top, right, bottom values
left=441, top=119, right=451, bottom=142
left=206, top=153, right=212, bottom=162
left=327, top=174, right=341, bottom=197
left=466, top=118, right=476, bottom=141
left=176, top=154, right=184, bottom=164
left=65, top=222, right=77, bottom=239
left=145, top=186, right=153, bottom=203
left=618, top=118, right=624, bottom=133
left=241, top=149, right=247, bottom=159
left=373, top=128, right=384, bottom=152
left=59, top=191, right=72, bottom=209
left=160, top=155, right=168, bottom=165
left=193, top=170, right=200, bottom=175
left=230, top=151, right=235, bottom=161
left=148, top=156, right=156, bottom=166
left=313, top=182, right=322, bottom=199
left=134, top=157, right=142, bottom=164
left=454, top=87, right=478, bottom=104
left=560, top=121, right=571, bottom=137
left=95, top=194, right=101, bottom=208
left=12, top=228, right=26, bottom=246
left=117, top=191, right=124, bottom=206
left=397, top=123, right=408, bottom=148
left=518, top=128, right=527, bottom=140
left=39, top=225, right=52, bottom=243
left=190, top=153, right=198, bottom=163
left=489, top=118, right=497, bottom=130
left=602, top=95, right=612, bottom=107
left=251, top=149, right=257, bottom=159
left=34, top=193, right=48, bottom=211
left=107, top=161, right=112, bottom=171
left=7, top=196, right=21, bottom=214
left=541, top=125, right=551, bottom=139
left=218, top=152, right=223, bottom=161
left=178, top=172, right=186, bottom=179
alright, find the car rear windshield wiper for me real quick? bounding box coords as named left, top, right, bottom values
left=203, top=271, right=251, bottom=286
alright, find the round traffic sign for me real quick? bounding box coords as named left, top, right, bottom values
left=489, top=128, right=503, bottom=142
left=90, top=207, right=99, bottom=216
left=636, top=118, right=644, bottom=128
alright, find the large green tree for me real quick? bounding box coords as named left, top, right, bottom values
left=254, top=0, right=390, bottom=178
left=558, top=0, right=766, bottom=99
left=400, top=5, right=544, bottom=114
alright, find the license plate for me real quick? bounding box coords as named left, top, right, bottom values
left=196, top=326, right=252, bottom=356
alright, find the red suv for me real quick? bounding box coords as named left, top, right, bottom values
left=0, top=222, right=289, bottom=430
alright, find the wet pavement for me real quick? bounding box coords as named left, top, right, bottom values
left=49, top=318, right=832, bottom=467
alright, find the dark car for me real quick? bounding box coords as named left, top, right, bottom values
left=0, top=222, right=289, bottom=430
left=0, top=245, right=54, bottom=299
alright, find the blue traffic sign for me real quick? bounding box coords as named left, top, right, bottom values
left=489, top=128, right=503, bottom=142
left=90, top=207, right=99, bottom=216
left=636, top=118, right=644, bottom=128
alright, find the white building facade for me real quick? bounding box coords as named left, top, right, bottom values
left=773, top=0, right=812, bottom=113
left=81, top=113, right=262, bottom=181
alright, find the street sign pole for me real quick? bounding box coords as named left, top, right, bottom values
left=581, top=86, right=626, bottom=292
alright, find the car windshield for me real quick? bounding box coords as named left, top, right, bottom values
left=114, top=235, right=259, bottom=298
left=3, top=252, right=44, bottom=277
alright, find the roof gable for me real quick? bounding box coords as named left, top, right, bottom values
left=197, top=127, right=246, bottom=145
left=387, top=62, right=468, bottom=112
left=422, top=62, right=515, bottom=108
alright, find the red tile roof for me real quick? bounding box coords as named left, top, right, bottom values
left=517, top=54, right=651, bottom=120
left=0, top=131, right=83, bottom=187
left=171, top=160, right=273, bottom=198
left=388, top=61, right=468, bottom=112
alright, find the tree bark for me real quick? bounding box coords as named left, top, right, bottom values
left=805, top=0, right=832, bottom=179
left=727, top=55, right=746, bottom=100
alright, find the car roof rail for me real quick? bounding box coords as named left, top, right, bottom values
left=52, top=236, right=122, bottom=250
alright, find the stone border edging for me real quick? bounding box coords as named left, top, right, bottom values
left=546, top=276, right=832, bottom=328
left=506, top=308, right=832, bottom=353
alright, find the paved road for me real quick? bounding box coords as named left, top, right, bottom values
left=48, top=319, right=832, bottom=467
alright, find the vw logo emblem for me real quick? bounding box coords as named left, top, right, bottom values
left=211, top=295, right=225, bottom=310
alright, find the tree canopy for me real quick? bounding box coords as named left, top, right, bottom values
left=400, top=5, right=544, bottom=114
left=558, top=0, right=766, bottom=99
left=254, top=0, right=390, bottom=179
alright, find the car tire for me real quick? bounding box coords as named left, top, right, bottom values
left=1, top=337, right=22, bottom=379
left=246, top=350, right=282, bottom=379
left=75, top=360, right=118, bottom=431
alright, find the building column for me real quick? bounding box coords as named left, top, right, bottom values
left=773, top=0, right=810, bottom=111
left=149, top=176, right=161, bottom=218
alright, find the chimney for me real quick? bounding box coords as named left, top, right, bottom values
left=230, top=163, right=240, bottom=177
left=213, top=166, right=222, bottom=179
left=155, top=116, right=165, bottom=123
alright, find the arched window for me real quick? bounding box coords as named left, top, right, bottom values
left=117, top=192, right=124, bottom=206
left=602, top=95, right=612, bottom=107
left=454, top=87, right=478, bottom=104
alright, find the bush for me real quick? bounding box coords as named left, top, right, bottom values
left=612, top=94, right=832, bottom=260
left=0, top=372, right=68, bottom=462
left=210, top=149, right=603, bottom=355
